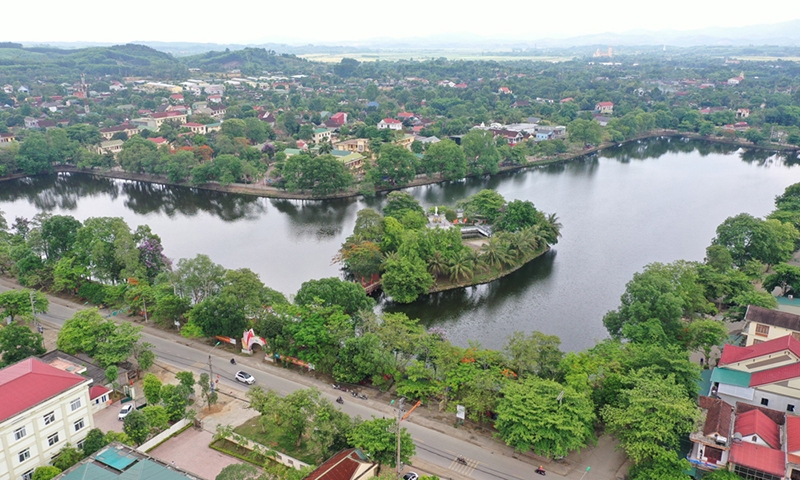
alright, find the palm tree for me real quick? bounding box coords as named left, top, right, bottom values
left=517, top=228, right=540, bottom=253
left=318, top=140, right=333, bottom=155
left=480, top=237, right=511, bottom=269
left=427, top=251, right=447, bottom=278
left=545, top=213, right=562, bottom=243
left=447, top=250, right=475, bottom=282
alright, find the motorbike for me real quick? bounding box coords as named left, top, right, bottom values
left=351, top=391, right=358, bottom=397
left=535, top=467, right=546, bottom=476
left=456, top=457, right=467, bottom=465
left=358, top=394, right=368, bottom=400
left=336, top=396, right=344, bottom=404
left=230, top=358, right=236, bottom=365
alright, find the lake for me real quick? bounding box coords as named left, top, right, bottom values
left=2, top=138, right=798, bottom=351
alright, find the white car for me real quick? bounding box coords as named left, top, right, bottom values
left=403, top=473, right=419, bottom=480
left=235, top=371, right=255, bottom=385
left=118, top=404, right=134, bottom=420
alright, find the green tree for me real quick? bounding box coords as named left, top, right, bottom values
left=601, top=370, right=700, bottom=464
left=687, top=319, right=729, bottom=363
left=382, top=191, right=424, bottom=219
left=347, top=417, right=415, bottom=467
left=295, top=277, right=375, bottom=315
left=0, top=289, right=48, bottom=322
left=161, top=384, right=189, bottom=421
left=81, top=428, right=109, bottom=456
left=176, top=371, right=196, bottom=394
left=503, top=331, right=563, bottom=379
left=495, top=377, right=595, bottom=457
left=171, top=254, right=226, bottom=304
left=494, top=200, right=541, bottom=233
left=461, top=130, right=500, bottom=175
left=370, top=144, right=417, bottom=187
left=40, top=215, right=82, bottom=262
left=459, top=189, right=506, bottom=222
left=103, top=431, right=133, bottom=446
left=332, top=333, right=392, bottom=383
left=0, top=324, right=45, bottom=367
left=712, top=214, right=799, bottom=267
left=142, top=372, right=162, bottom=405
left=51, top=444, right=84, bottom=471
left=32, top=466, right=62, bottom=480
left=187, top=293, right=247, bottom=337
left=763, top=263, right=800, bottom=296
left=199, top=372, right=218, bottom=411
left=141, top=405, right=170, bottom=432
left=568, top=118, right=603, bottom=145
left=382, top=255, right=434, bottom=303
left=123, top=409, right=150, bottom=445
left=105, top=365, right=119, bottom=389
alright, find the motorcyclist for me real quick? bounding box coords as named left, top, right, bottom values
left=230, top=358, right=236, bottom=365
left=336, top=396, right=344, bottom=404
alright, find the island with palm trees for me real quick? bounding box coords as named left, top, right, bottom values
left=336, top=190, right=561, bottom=303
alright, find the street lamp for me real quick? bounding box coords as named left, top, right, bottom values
left=208, top=342, right=221, bottom=391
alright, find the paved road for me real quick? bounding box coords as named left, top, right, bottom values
left=2, top=280, right=624, bottom=480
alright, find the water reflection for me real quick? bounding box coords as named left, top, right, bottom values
left=0, top=173, right=120, bottom=211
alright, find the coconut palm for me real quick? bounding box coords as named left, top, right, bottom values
left=480, top=237, right=511, bottom=269
left=318, top=140, right=333, bottom=155
left=427, top=251, right=448, bottom=278
left=447, top=250, right=475, bottom=282
left=545, top=213, right=562, bottom=243
left=517, top=228, right=540, bottom=252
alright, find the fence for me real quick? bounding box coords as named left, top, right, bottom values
left=137, top=418, right=191, bottom=453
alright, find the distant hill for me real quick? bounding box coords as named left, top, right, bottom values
left=180, top=47, right=319, bottom=75
left=0, top=44, right=187, bottom=79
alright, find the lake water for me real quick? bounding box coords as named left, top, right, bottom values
left=2, top=138, right=799, bottom=351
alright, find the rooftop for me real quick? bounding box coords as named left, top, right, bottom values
left=746, top=305, right=800, bottom=331
left=710, top=367, right=752, bottom=387
left=304, top=448, right=376, bottom=480
left=56, top=443, right=204, bottom=480
left=0, top=358, right=89, bottom=424
left=729, top=441, right=785, bottom=477
left=720, top=335, right=800, bottom=365
left=735, top=409, right=781, bottom=449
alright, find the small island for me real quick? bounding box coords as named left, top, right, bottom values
left=336, top=189, right=561, bottom=303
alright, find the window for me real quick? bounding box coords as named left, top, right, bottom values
left=76, top=439, right=85, bottom=450
left=18, top=448, right=30, bottom=463
left=43, top=411, right=55, bottom=425
left=22, top=469, right=34, bottom=480
left=14, top=426, right=27, bottom=441
left=70, top=398, right=82, bottom=411
left=47, top=432, right=59, bottom=447
left=761, top=398, right=770, bottom=406
left=789, top=405, right=796, bottom=413
left=755, top=324, right=770, bottom=336
left=73, top=418, right=84, bottom=432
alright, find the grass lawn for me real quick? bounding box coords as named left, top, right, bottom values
left=234, top=417, right=319, bottom=465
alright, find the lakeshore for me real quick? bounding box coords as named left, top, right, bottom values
left=3, top=131, right=797, bottom=201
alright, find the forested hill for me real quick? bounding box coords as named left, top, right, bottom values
left=180, top=47, right=317, bottom=76
left=0, top=44, right=187, bottom=80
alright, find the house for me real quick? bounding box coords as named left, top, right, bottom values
left=535, top=125, right=567, bottom=139
left=204, top=84, right=225, bottom=95
left=313, top=128, right=333, bottom=144
left=303, top=448, right=377, bottom=480
left=687, top=396, right=734, bottom=472
left=259, top=112, right=276, bottom=126
left=0, top=133, right=16, bottom=144
left=711, top=335, right=800, bottom=412
left=397, top=112, right=415, bottom=121
left=737, top=108, right=751, bottom=119
left=414, top=135, right=440, bottom=146
left=208, top=94, right=223, bottom=104
left=2, top=84, right=12, bottom=94
left=151, top=111, right=188, bottom=127
left=498, top=87, right=512, bottom=95
left=743, top=305, right=800, bottom=346
left=335, top=138, right=370, bottom=154
left=377, top=118, right=403, bottom=130
left=94, top=140, right=124, bottom=157
left=394, top=134, right=415, bottom=150
left=593, top=116, right=612, bottom=127
left=209, top=105, right=226, bottom=119
left=170, top=93, right=184, bottom=103
left=728, top=74, right=745, bottom=86
left=55, top=443, right=205, bottom=480
left=184, top=122, right=208, bottom=135
left=140, top=82, right=182, bottom=94
left=39, top=350, right=120, bottom=412
left=148, top=137, right=168, bottom=146
left=205, top=122, right=223, bottom=133
left=99, top=124, right=139, bottom=140
left=560, top=97, right=574, bottom=103
left=109, top=81, right=126, bottom=92
left=489, top=129, right=525, bottom=145
left=0, top=358, right=95, bottom=480
left=328, top=112, right=348, bottom=127
left=330, top=150, right=365, bottom=173
left=37, top=120, right=57, bottom=130
left=24, top=116, right=40, bottom=129
left=595, top=102, right=614, bottom=115
left=131, top=118, right=158, bottom=130
left=727, top=405, right=787, bottom=479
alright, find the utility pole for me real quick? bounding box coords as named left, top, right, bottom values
left=396, top=397, right=405, bottom=475
left=208, top=342, right=221, bottom=392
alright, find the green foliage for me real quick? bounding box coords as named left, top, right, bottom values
left=81, top=428, right=109, bottom=456
left=0, top=288, right=48, bottom=321
left=370, top=144, right=417, bottom=187
left=382, top=254, right=434, bottom=303
left=294, top=277, right=375, bottom=315
left=494, top=200, right=541, bottom=233
left=142, top=373, right=162, bottom=405
left=496, top=377, right=595, bottom=457
left=332, top=333, right=392, bottom=383
left=687, top=319, right=729, bottom=361
left=461, top=130, right=500, bottom=175
left=503, top=331, right=563, bottom=379
left=32, top=466, right=62, bottom=480
left=282, top=153, right=353, bottom=195
left=176, top=371, right=196, bottom=392
left=0, top=324, right=45, bottom=367
left=57, top=308, right=143, bottom=367
left=161, top=384, right=189, bottom=421
left=215, top=464, right=267, bottom=480
left=199, top=372, right=218, bottom=410
left=712, top=213, right=799, bottom=267
left=763, top=263, right=800, bottom=296
left=188, top=293, right=248, bottom=338
left=382, top=191, right=424, bottom=220
left=51, top=444, right=84, bottom=471
left=141, top=405, right=170, bottom=432
left=567, top=118, right=604, bottom=145
left=347, top=417, right=415, bottom=467
left=103, top=430, right=133, bottom=446
left=423, top=139, right=467, bottom=180
left=458, top=189, right=506, bottom=222
left=123, top=409, right=150, bottom=445
left=171, top=254, right=226, bottom=304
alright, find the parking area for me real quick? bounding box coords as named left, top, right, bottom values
left=92, top=400, right=128, bottom=434
left=148, top=426, right=242, bottom=479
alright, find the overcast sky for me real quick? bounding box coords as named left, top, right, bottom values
left=7, top=0, right=800, bottom=45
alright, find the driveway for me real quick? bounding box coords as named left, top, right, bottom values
left=93, top=401, right=126, bottom=434
left=148, top=427, right=242, bottom=479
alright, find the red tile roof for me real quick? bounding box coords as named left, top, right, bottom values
left=381, top=118, right=401, bottom=124
left=184, top=122, right=204, bottom=127
left=735, top=409, right=781, bottom=449
left=89, top=385, right=111, bottom=400
left=698, top=396, right=733, bottom=438
left=788, top=415, right=800, bottom=453
left=0, top=358, right=88, bottom=423
left=729, top=442, right=785, bottom=476
left=397, top=112, right=415, bottom=118
left=149, top=137, right=167, bottom=144
left=750, top=362, right=800, bottom=386
left=596, top=101, right=614, bottom=107
left=720, top=335, right=800, bottom=365
left=305, top=448, right=375, bottom=480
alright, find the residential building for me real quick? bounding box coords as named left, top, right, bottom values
left=728, top=74, right=745, bottom=86
left=743, top=305, right=800, bottom=346
left=395, top=134, right=415, bottom=150
left=534, top=125, right=567, bottom=139
left=737, top=108, right=751, bottom=119
left=330, top=150, right=365, bottom=173
left=55, top=443, right=205, bottom=480
left=184, top=122, right=208, bottom=135
left=99, top=124, right=139, bottom=140
left=208, top=94, right=223, bottom=104
left=595, top=102, right=614, bottom=115
left=328, top=112, right=347, bottom=127
left=205, top=122, right=222, bottom=133
left=94, top=140, right=124, bottom=157
left=335, top=138, right=370, bottom=154
left=209, top=105, right=226, bottom=119
left=687, top=396, right=734, bottom=472
left=377, top=118, right=402, bottom=130
left=108, top=81, right=126, bottom=92
left=312, top=128, right=333, bottom=144
left=414, top=135, right=440, bottom=146
left=711, top=335, right=800, bottom=412
left=151, top=112, right=188, bottom=127
left=498, top=87, right=512, bottom=95
left=148, top=137, right=168, bottom=146
left=140, top=82, right=182, bottom=94
left=40, top=351, right=116, bottom=414
left=130, top=118, right=158, bottom=130
left=0, top=358, right=94, bottom=480
left=304, top=448, right=377, bottom=480
left=727, top=405, right=787, bottom=480
left=204, top=84, right=225, bottom=95
left=0, top=133, right=16, bottom=144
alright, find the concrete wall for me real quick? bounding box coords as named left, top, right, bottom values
left=138, top=418, right=191, bottom=453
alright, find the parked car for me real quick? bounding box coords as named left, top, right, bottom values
left=403, top=473, right=419, bottom=480
left=235, top=371, right=255, bottom=385
left=118, top=404, right=134, bottom=420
